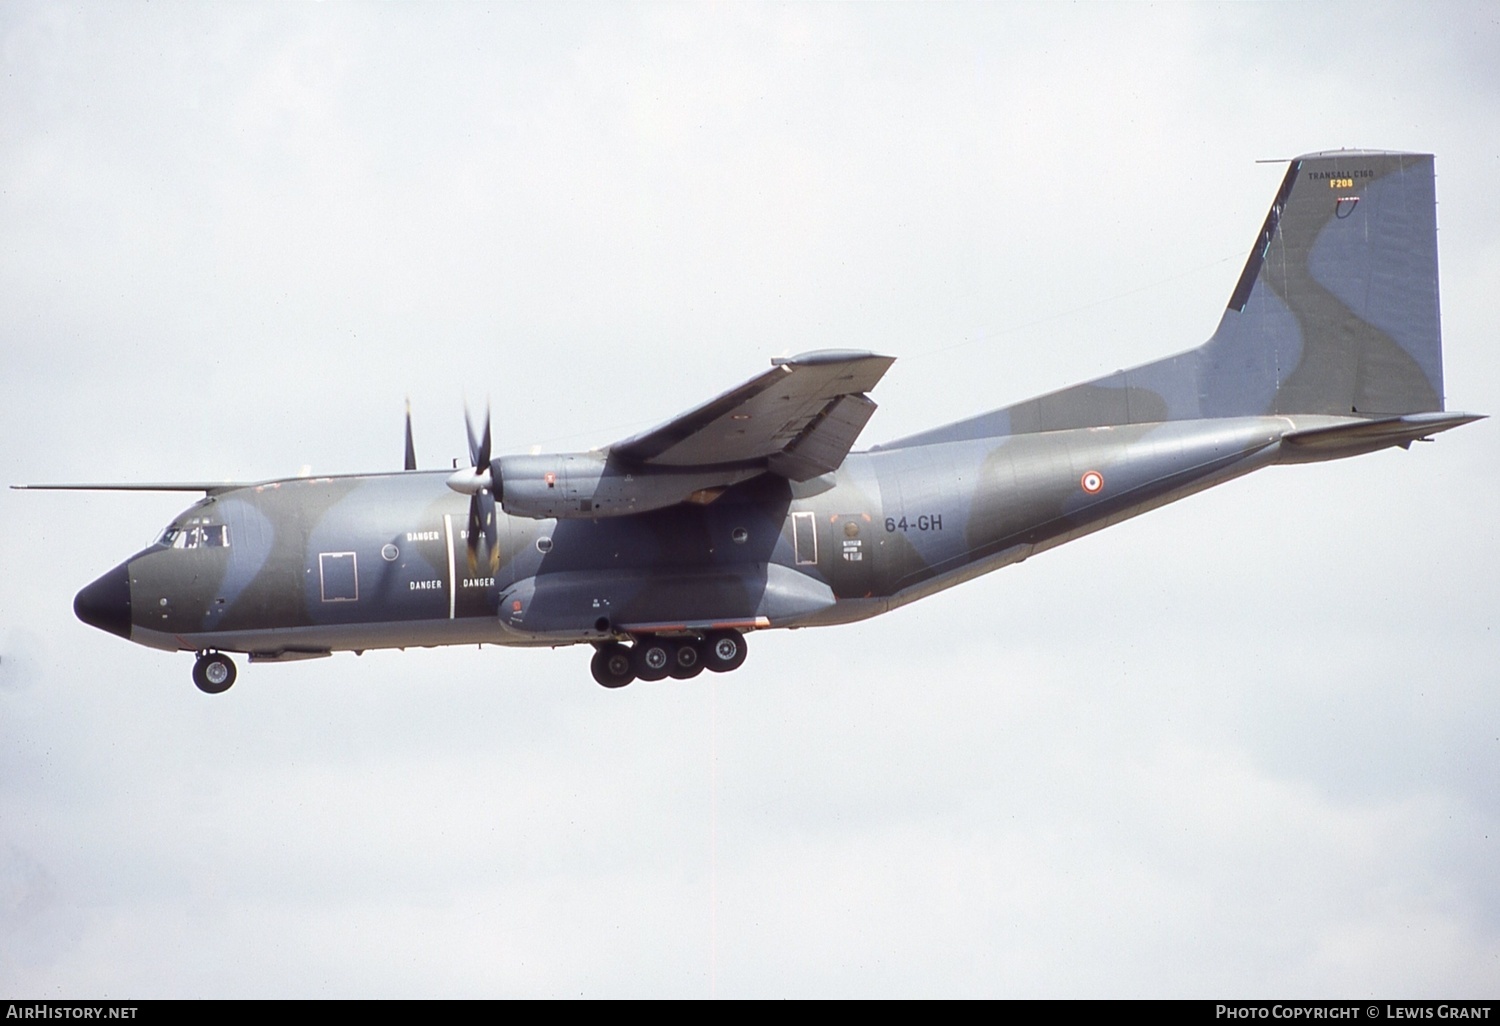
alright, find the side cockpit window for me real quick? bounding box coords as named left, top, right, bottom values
left=194, top=524, right=229, bottom=548
left=159, top=518, right=230, bottom=550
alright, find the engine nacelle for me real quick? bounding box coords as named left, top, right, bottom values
left=495, top=453, right=763, bottom=519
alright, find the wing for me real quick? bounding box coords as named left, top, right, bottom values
left=610, top=349, right=895, bottom=481
left=10, top=482, right=253, bottom=496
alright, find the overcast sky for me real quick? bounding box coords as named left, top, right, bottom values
left=2, top=2, right=1498, bottom=998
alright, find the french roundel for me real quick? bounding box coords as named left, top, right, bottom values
left=1081, top=470, right=1104, bottom=494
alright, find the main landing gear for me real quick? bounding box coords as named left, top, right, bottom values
left=187, top=636, right=746, bottom=692
left=192, top=651, right=237, bottom=694
left=589, top=630, right=748, bottom=688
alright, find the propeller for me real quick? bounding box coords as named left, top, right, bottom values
left=446, top=401, right=499, bottom=572
left=404, top=398, right=417, bottom=471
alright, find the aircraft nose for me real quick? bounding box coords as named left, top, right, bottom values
left=74, top=562, right=132, bottom=640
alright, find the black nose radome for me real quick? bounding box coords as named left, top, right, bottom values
left=75, top=563, right=132, bottom=640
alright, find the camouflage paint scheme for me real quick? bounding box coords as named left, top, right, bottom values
left=56, top=149, right=1480, bottom=687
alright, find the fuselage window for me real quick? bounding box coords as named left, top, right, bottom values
left=319, top=552, right=359, bottom=602
left=792, top=511, right=818, bottom=565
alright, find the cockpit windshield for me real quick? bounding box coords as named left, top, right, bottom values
left=158, top=517, right=230, bottom=549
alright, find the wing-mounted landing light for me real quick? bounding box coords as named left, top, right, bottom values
left=445, top=402, right=500, bottom=572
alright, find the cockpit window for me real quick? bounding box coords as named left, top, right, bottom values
left=159, top=519, right=229, bottom=549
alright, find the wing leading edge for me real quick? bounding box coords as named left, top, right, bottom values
left=10, top=482, right=255, bottom=496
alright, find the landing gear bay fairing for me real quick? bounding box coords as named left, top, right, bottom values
left=27, top=150, right=1480, bottom=692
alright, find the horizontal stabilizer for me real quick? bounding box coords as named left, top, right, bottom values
left=1278, top=411, right=1484, bottom=463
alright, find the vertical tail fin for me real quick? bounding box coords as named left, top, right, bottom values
left=881, top=150, right=1447, bottom=449
left=1202, top=149, right=1442, bottom=418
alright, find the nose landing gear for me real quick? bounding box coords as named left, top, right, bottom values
left=589, top=630, right=748, bottom=688
left=192, top=651, right=237, bottom=694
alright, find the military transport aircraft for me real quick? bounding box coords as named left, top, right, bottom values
left=19, top=149, right=1480, bottom=693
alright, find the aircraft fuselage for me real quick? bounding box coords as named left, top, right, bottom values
left=85, top=414, right=1315, bottom=663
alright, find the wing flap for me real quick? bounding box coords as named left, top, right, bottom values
left=611, top=349, right=894, bottom=471
left=766, top=393, right=879, bottom=481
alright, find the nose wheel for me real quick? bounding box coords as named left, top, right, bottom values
left=589, top=631, right=747, bottom=687
left=192, top=651, right=237, bottom=694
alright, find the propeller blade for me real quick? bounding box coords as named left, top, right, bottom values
left=464, top=401, right=482, bottom=468
left=459, top=400, right=498, bottom=573
left=465, top=490, right=500, bottom=574
left=467, top=492, right=484, bottom=570
left=404, top=398, right=417, bottom=472
left=477, top=403, right=492, bottom=469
